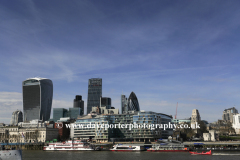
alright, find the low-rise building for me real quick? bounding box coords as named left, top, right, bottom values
left=18, top=119, right=46, bottom=128
left=0, top=120, right=58, bottom=143
left=203, top=130, right=217, bottom=141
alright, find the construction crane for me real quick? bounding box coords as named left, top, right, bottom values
left=175, top=102, right=178, bottom=119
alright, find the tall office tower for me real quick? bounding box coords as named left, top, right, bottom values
left=22, top=78, right=53, bottom=122
left=100, top=97, right=111, bottom=109
left=121, top=95, right=128, bottom=114
left=127, top=92, right=140, bottom=111
left=73, top=95, right=84, bottom=115
left=87, top=78, right=102, bottom=114
left=10, top=110, right=23, bottom=125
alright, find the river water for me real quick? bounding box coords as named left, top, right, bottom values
left=22, top=150, right=240, bottom=160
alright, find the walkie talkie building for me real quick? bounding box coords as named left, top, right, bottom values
left=87, top=78, right=102, bottom=114
left=22, top=78, right=53, bottom=122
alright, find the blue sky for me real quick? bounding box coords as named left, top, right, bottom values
left=1, top=0, right=240, bottom=123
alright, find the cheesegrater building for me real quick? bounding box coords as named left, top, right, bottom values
left=87, top=78, right=102, bottom=114
left=22, top=78, right=53, bottom=122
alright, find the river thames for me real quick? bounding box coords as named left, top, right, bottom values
left=22, top=150, right=240, bottom=160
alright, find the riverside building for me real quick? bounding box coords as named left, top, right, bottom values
left=70, top=111, right=173, bottom=142
left=0, top=120, right=58, bottom=143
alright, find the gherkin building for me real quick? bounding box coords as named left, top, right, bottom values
left=127, top=92, right=140, bottom=111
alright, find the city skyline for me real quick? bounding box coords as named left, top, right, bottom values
left=1, top=0, right=240, bottom=123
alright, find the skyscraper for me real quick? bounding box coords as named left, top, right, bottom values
left=73, top=95, right=84, bottom=115
left=127, top=92, right=140, bottom=111
left=100, top=97, right=111, bottom=109
left=121, top=92, right=140, bottom=113
left=22, top=78, right=53, bottom=122
left=87, top=78, right=102, bottom=114
left=121, top=95, right=128, bottom=114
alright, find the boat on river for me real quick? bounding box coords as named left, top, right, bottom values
left=189, top=150, right=212, bottom=155
left=43, top=140, right=94, bottom=151
left=110, top=144, right=145, bottom=151
left=147, top=141, right=189, bottom=152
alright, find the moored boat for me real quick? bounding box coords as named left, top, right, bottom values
left=189, top=150, right=212, bottom=155
left=147, top=141, right=189, bottom=152
left=110, top=144, right=145, bottom=151
left=43, top=140, right=94, bottom=151
left=147, top=147, right=189, bottom=152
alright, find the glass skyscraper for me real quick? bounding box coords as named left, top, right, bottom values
left=121, top=92, right=140, bottom=113
left=22, top=78, right=53, bottom=122
left=100, top=97, right=111, bottom=109
left=121, top=95, right=128, bottom=114
left=87, top=78, right=102, bottom=114
left=73, top=95, right=84, bottom=115
left=128, top=92, right=140, bottom=111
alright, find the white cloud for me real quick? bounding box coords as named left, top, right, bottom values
left=0, top=92, right=23, bottom=123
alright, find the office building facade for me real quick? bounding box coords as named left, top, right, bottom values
left=73, top=95, right=84, bottom=115
left=121, top=95, right=128, bottom=114
left=53, top=108, right=68, bottom=122
left=222, top=107, right=238, bottom=123
left=87, top=78, right=102, bottom=114
left=69, top=108, right=81, bottom=119
left=71, top=111, right=172, bottom=142
left=22, top=78, right=53, bottom=122
left=100, top=97, right=111, bottom=109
